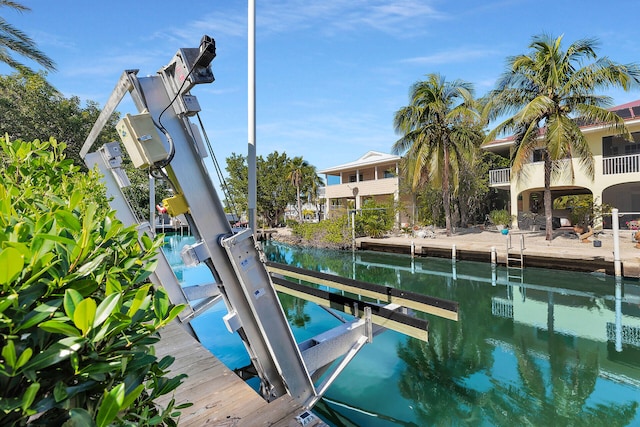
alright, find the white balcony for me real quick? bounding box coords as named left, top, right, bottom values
left=489, top=168, right=511, bottom=186
left=489, top=154, right=640, bottom=190
left=603, top=153, right=640, bottom=175
left=324, top=177, right=398, bottom=199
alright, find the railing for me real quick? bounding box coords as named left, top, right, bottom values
left=489, top=168, right=511, bottom=186
left=490, top=154, right=640, bottom=183
left=603, top=153, right=640, bottom=175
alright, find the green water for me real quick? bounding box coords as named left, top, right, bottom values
left=163, top=236, right=640, bottom=426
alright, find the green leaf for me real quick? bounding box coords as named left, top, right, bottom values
left=127, top=284, right=150, bottom=317
left=21, top=382, right=40, bottom=412
left=55, top=210, right=81, bottom=232
left=53, top=381, right=68, bottom=402
left=64, top=289, right=84, bottom=318
left=33, top=232, right=77, bottom=246
left=96, top=383, right=124, bottom=427
left=2, top=340, right=16, bottom=370
left=139, top=233, right=153, bottom=251
left=73, top=298, right=96, bottom=336
left=69, top=191, right=83, bottom=211
left=120, top=384, right=144, bottom=410
left=0, top=293, right=18, bottom=314
left=39, top=320, right=81, bottom=337
left=75, top=253, right=108, bottom=277
left=93, top=292, right=120, bottom=328
left=18, top=299, right=62, bottom=331
left=153, top=288, right=170, bottom=319
left=0, top=247, right=24, bottom=285
left=64, top=408, right=96, bottom=427
left=15, top=347, right=33, bottom=370
left=159, top=305, right=186, bottom=327
left=23, top=337, right=85, bottom=371
left=105, top=275, right=122, bottom=294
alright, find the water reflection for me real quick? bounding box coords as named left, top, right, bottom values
left=261, top=241, right=640, bottom=427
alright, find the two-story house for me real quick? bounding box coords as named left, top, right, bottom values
left=319, top=151, right=411, bottom=225
left=483, top=100, right=640, bottom=229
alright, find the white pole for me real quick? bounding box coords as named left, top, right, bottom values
left=248, top=0, right=257, bottom=236
left=490, top=246, right=496, bottom=266
left=411, top=240, right=415, bottom=258
left=351, top=211, right=355, bottom=252
left=612, top=208, right=621, bottom=277
left=149, top=175, right=155, bottom=232
left=615, top=277, right=622, bottom=352
left=452, top=244, right=456, bottom=261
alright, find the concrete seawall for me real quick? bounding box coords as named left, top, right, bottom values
left=356, top=229, right=640, bottom=279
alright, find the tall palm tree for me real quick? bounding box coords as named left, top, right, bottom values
left=302, top=163, right=324, bottom=221
left=0, top=1, right=56, bottom=72
left=393, top=73, right=481, bottom=236
left=484, top=33, right=640, bottom=240
left=287, top=156, right=308, bottom=222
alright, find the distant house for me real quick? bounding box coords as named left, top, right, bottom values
left=319, top=151, right=411, bottom=226
left=482, top=100, right=640, bottom=229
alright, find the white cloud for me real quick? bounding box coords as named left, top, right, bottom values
left=401, top=47, right=500, bottom=65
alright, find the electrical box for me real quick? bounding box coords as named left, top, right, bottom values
left=116, top=112, right=167, bottom=168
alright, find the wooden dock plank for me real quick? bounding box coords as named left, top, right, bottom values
left=154, top=321, right=326, bottom=426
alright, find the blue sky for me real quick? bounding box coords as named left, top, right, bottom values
left=4, top=0, right=640, bottom=181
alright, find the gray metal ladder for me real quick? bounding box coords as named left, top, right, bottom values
left=506, top=234, right=525, bottom=283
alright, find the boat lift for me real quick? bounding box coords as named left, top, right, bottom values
left=80, top=35, right=458, bottom=409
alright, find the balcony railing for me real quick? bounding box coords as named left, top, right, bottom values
left=603, top=153, right=640, bottom=175
left=489, top=168, right=511, bottom=186
left=489, top=154, right=640, bottom=185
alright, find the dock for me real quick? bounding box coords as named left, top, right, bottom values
left=154, top=321, right=326, bottom=426
left=356, top=228, right=640, bottom=278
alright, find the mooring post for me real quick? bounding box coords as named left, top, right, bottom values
left=615, top=277, right=622, bottom=352
left=490, top=246, right=496, bottom=266
left=612, top=208, right=621, bottom=277
left=411, top=240, right=415, bottom=258
left=452, top=244, right=457, bottom=261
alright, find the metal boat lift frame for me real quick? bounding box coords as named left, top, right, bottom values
left=80, top=36, right=447, bottom=410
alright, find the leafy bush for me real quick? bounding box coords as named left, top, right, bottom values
left=291, top=215, right=351, bottom=247
left=0, top=137, right=188, bottom=426
left=488, top=209, right=513, bottom=227
left=357, top=199, right=394, bottom=238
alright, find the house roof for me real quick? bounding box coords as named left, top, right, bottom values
left=481, top=99, right=640, bottom=152
left=319, top=151, right=401, bottom=174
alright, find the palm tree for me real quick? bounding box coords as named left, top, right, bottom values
left=302, top=163, right=324, bottom=221
left=287, top=156, right=308, bottom=222
left=484, top=33, right=640, bottom=240
left=0, top=1, right=56, bottom=72
left=393, top=73, right=482, bottom=236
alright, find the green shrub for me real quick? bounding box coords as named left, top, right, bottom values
left=488, top=209, right=513, bottom=227
left=357, top=199, right=394, bottom=238
left=291, top=215, right=351, bottom=247
left=0, top=137, right=188, bottom=426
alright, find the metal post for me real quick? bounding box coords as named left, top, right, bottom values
left=149, top=175, right=155, bottom=231
left=612, top=208, right=621, bottom=277
left=351, top=210, right=356, bottom=252
left=615, top=277, right=622, bottom=352
left=248, top=0, right=257, bottom=236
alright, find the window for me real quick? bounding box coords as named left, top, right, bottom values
left=384, top=170, right=396, bottom=178
left=349, top=174, right=363, bottom=183
left=533, top=149, right=544, bottom=162
left=603, top=132, right=640, bottom=157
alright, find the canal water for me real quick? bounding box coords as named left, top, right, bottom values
left=163, top=235, right=640, bottom=426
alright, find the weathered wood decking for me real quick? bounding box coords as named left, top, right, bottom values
left=155, top=321, right=326, bottom=426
